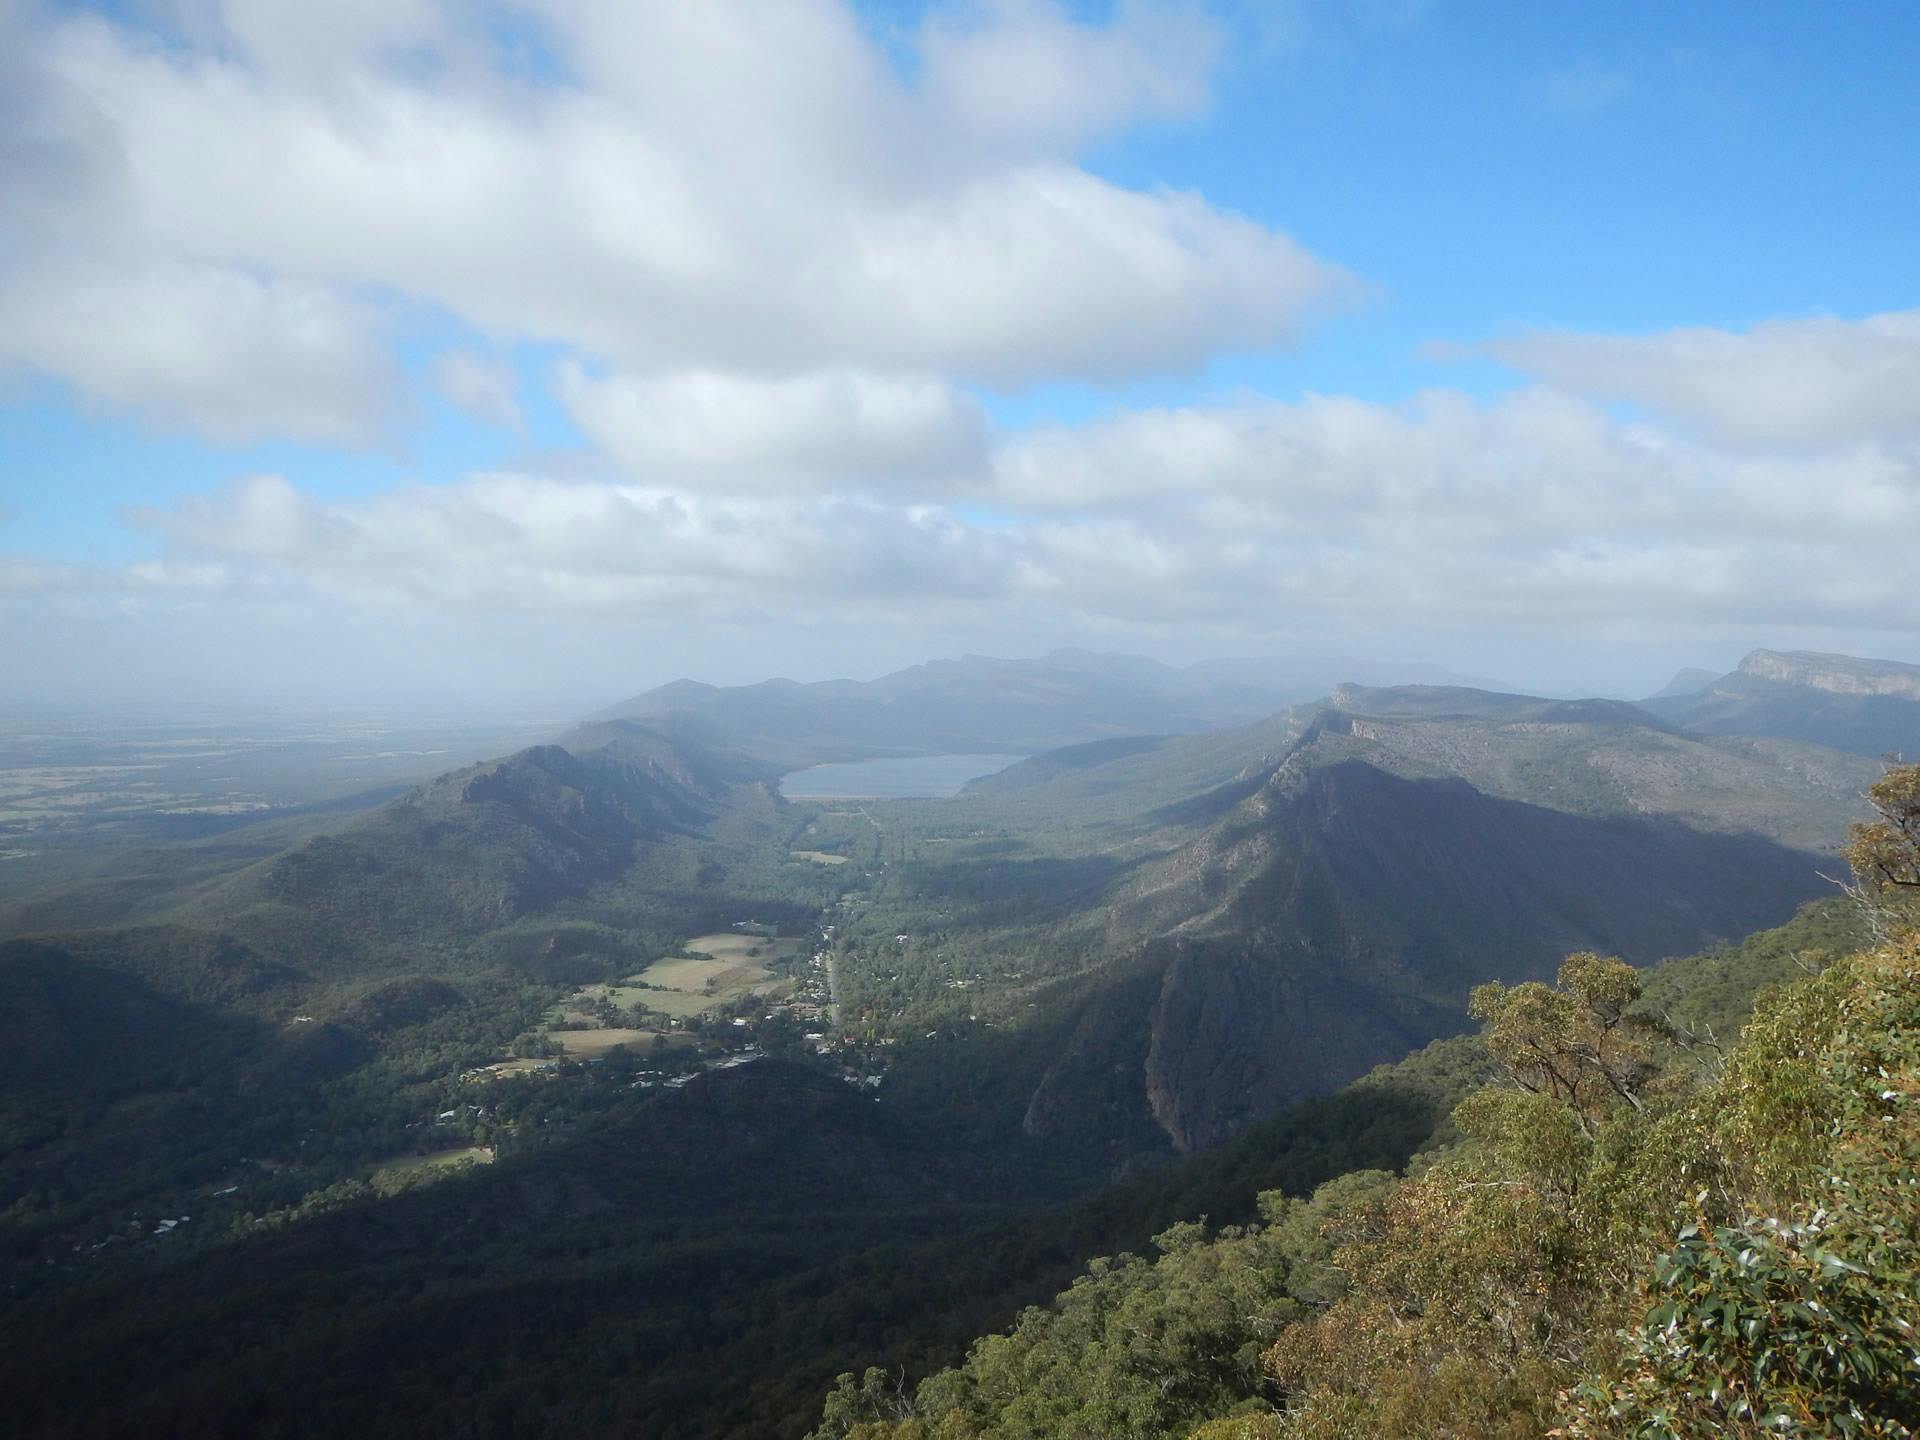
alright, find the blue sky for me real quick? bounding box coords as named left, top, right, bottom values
left=2, top=0, right=1917, bottom=712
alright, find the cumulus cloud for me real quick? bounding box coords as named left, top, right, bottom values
left=0, top=2, right=396, bottom=444
left=1487, top=310, right=1920, bottom=449
left=6, top=0, right=1914, bottom=707
left=0, top=258, right=397, bottom=445
left=559, top=367, right=987, bottom=491
left=133, top=473, right=1031, bottom=622
left=918, top=0, right=1219, bottom=153
left=0, top=0, right=1349, bottom=452
left=981, top=388, right=1920, bottom=630
left=10, top=362, right=1918, bottom=709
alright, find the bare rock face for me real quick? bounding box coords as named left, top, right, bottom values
left=1738, top=649, right=1920, bottom=700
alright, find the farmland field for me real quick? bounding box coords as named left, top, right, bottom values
left=550, top=1027, right=694, bottom=1059
left=789, top=849, right=850, bottom=865
left=627, top=934, right=801, bottom=1015
left=542, top=933, right=807, bottom=1025
left=679, top=932, right=804, bottom=963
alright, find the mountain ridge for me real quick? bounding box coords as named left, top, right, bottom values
left=1646, top=647, right=1920, bottom=756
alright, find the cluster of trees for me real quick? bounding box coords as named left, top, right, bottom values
left=812, top=764, right=1920, bottom=1440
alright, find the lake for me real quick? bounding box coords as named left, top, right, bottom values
left=778, top=753, right=1025, bottom=799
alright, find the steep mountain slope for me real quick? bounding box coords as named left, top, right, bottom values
left=589, top=650, right=1309, bottom=767
left=803, top=902, right=1900, bottom=1440
left=945, top=689, right=1872, bottom=1155
left=1116, top=756, right=1831, bottom=1150
left=1645, top=647, right=1920, bottom=757
left=182, top=721, right=779, bottom=969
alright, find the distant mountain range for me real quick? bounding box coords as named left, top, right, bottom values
left=1644, top=648, right=1920, bottom=757
left=592, top=644, right=1920, bottom=775
left=587, top=649, right=1513, bottom=769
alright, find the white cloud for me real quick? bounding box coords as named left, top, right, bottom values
left=436, top=351, right=523, bottom=432
left=135, top=473, right=1029, bottom=620
left=0, top=0, right=1349, bottom=452
left=559, top=367, right=986, bottom=491
left=0, top=258, right=397, bottom=446
left=0, top=2, right=396, bottom=445
left=6, top=1, right=1916, bottom=708
left=1487, top=310, right=1920, bottom=448
left=9, top=365, right=1919, bottom=709
left=918, top=0, right=1219, bottom=153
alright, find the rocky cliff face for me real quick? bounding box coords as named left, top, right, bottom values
left=1644, top=649, right=1920, bottom=757
left=1737, top=648, right=1920, bottom=700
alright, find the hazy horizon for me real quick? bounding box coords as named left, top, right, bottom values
left=2, top=636, right=1910, bottom=734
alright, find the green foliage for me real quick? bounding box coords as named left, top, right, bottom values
left=810, top=1178, right=1398, bottom=1440
left=1848, top=761, right=1920, bottom=932
left=1565, top=1213, right=1917, bottom=1438
left=815, top=909, right=1920, bottom=1440
left=1470, top=953, right=1659, bottom=1130
left=1565, top=941, right=1920, bottom=1437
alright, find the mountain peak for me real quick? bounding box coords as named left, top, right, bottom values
left=1329, top=682, right=1538, bottom=718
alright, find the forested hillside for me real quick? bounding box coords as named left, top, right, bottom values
left=808, top=766, right=1920, bottom=1440
left=830, top=685, right=1872, bottom=1164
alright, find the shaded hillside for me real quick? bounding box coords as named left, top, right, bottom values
left=1646, top=647, right=1920, bottom=757
left=930, top=694, right=1868, bottom=1156
left=0, top=980, right=1485, bottom=1440
left=184, top=723, right=780, bottom=969
left=590, top=650, right=1308, bottom=768
left=1108, top=756, right=1833, bottom=1150
left=0, top=932, right=292, bottom=1099
left=1, top=903, right=1861, bottom=1440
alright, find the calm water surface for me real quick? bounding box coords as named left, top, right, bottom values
left=778, top=753, right=1025, bottom=799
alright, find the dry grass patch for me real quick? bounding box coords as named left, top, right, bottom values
left=551, top=1028, right=693, bottom=1059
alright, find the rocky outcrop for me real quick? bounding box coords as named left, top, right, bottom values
left=1737, top=648, right=1920, bottom=700
left=1644, top=649, right=1920, bottom=757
